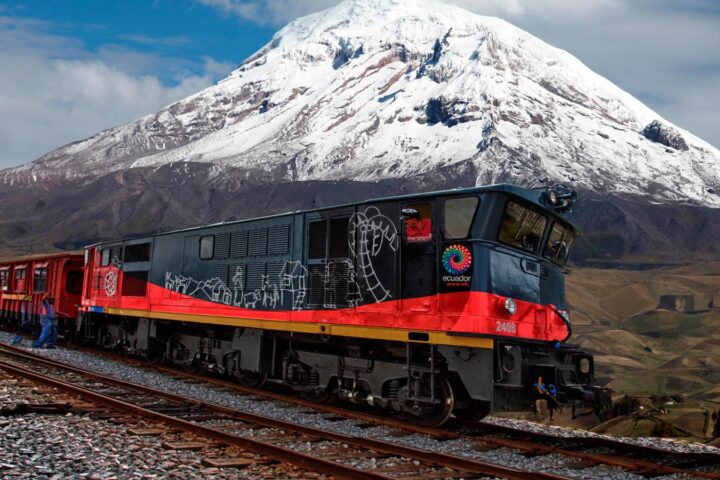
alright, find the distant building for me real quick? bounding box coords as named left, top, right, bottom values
left=712, top=291, right=720, bottom=310
left=657, top=294, right=695, bottom=312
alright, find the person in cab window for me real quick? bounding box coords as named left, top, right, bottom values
left=404, top=210, right=432, bottom=243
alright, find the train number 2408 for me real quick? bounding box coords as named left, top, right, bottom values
left=495, top=321, right=517, bottom=334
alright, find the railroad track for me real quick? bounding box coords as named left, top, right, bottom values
left=65, top=341, right=720, bottom=478
left=3, top=339, right=720, bottom=478
left=0, top=343, right=567, bottom=480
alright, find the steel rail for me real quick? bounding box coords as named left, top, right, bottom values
left=0, top=359, right=392, bottom=480
left=62, top=342, right=720, bottom=478
left=0, top=346, right=570, bottom=480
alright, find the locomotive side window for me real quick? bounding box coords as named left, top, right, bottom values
left=544, top=221, right=576, bottom=266
left=33, top=267, right=48, bottom=292
left=199, top=236, right=215, bottom=260
left=101, top=249, right=110, bottom=267
left=403, top=202, right=432, bottom=243
left=124, top=242, right=151, bottom=262
left=498, top=201, right=547, bottom=253
left=444, top=197, right=478, bottom=239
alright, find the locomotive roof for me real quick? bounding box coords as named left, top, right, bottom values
left=89, top=183, right=578, bottom=247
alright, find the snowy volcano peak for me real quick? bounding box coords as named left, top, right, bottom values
left=2, top=0, right=719, bottom=206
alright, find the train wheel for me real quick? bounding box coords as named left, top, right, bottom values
left=300, top=386, right=334, bottom=404
left=182, top=360, right=201, bottom=373
left=234, top=370, right=267, bottom=388
left=400, top=377, right=455, bottom=427
left=143, top=339, right=165, bottom=365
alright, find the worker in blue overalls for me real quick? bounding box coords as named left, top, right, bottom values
left=33, top=296, right=57, bottom=349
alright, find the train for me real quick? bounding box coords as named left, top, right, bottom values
left=0, top=184, right=610, bottom=425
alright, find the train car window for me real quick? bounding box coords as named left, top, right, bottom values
left=544, top=221, right=576, bottom=266
left=403, top=202, right=432, bottom=243
left=0, top=270, right=8, bottom=292
left=101, top=249, right=110, bottom=266
left=498, top=201, right=547, bottom=253
left=124, top=243, right=151, bottom=262
left=308, top=220, right=327, bottom=260
left=16, top=269, right=26, bottom=280
left=33, top=268, right=48, bottom=292
left=444, top=197, right=479, bottom=239
left=199, top=235, right=215, bottom=260
left=66, top=271, right=83, bottom=294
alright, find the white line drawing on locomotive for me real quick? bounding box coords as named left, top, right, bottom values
left=165, top=260, right=309, bottom=311
left=349, top=207, right=398, bottom=303
left=163, top=210, right=398, bottom=311
left=104, top=271, right=118, bottom=297
left=279, top=261, right=307, bottom=310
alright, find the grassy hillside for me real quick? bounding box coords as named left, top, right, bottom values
left=567, top=261, right=720, bottom=406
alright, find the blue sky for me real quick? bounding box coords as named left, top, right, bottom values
left=2, top=1, right=274, bottom=81
left=0, top=0, right=718, bottom=168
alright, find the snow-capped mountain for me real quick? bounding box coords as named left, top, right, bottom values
left=2, top=0, right=718, bottom=207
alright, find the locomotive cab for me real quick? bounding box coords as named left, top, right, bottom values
left=469, top=188, right=609, bottom=418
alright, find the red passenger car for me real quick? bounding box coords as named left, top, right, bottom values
left=0, top=252, right=85, bottom=331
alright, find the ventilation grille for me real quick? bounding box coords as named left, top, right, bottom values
left=266, top=261, right=285, bottom=287
left=230, top=231, right=248, bottom=258
left=326, top=260, right=350, bottom=308
left=212, top=264, right=228, bottom=285
left=249, top=228, right=268, bottom=256
left=307, top=264, right=325, bottom=306
left=214, top=233, right=230, bottom=259
left=268, top=225, right=290, bottom=255
left=308, top=221, right=327, bottom=260
left=329, top=217, right=350, bottom=259
left=246, top=263, right=266, bottom=290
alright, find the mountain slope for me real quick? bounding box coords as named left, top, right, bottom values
left=2, top=0, right=719, bottom=207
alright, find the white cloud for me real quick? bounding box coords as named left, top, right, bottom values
left=197, top=0, right=338, bottom=25
left=0, top=16, right=235, bottom=169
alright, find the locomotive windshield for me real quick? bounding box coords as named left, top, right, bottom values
left=498, top=201, right=547, bottom=253
left=544, top=221, right=576, bottom=267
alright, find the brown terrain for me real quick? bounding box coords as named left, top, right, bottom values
left=548, top=260, right=720, bottom=438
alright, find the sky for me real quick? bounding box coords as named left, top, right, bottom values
left=0, top=0, right=718, bottom=169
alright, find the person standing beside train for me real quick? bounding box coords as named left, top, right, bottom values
left=33, top=296, right=57, bottom=349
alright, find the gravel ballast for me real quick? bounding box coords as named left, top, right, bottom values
left=2, top=331, right=717, bottom=479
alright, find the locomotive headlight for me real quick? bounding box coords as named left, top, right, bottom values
left=547, top=189, right=558, bottom=205
left=504, top=298, right=517, bottom=315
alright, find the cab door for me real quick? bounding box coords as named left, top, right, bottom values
left=400, top=200, right=438, bottom=320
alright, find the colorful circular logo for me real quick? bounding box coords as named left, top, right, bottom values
left=442, top=244, right=472, bottom=274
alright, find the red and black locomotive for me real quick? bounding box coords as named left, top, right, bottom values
left=2, top=184, right=609, bottom=425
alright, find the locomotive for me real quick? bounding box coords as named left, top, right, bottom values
left=1, top=184, right=609, bottom=425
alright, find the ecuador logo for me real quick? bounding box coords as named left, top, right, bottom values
left=442, top=244, right=472, bottom=275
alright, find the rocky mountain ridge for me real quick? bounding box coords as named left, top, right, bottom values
left=1, top=0, right=719, bottom=259
left=1, top=0, right=718, bottom=207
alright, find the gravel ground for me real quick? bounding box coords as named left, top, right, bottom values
left=0, top=368, right=323, bottom=479
left=2, top=331, right=717, bottom=479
